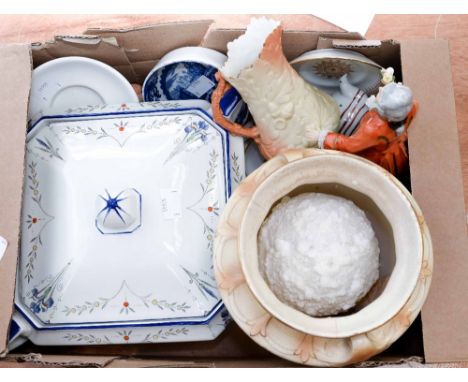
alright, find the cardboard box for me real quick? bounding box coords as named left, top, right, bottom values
left=0, top=19, right=467, bottom=367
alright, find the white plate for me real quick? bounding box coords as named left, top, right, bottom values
left=28, top=57, right=139, bottom=124
left=10, top=100, right=244, bottom=348
left=291, top=49, right=382, bottom=95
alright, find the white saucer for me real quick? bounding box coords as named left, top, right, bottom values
left=291, top=49, right=382, bottom=95
left=28, top=57, right=139, bottom=124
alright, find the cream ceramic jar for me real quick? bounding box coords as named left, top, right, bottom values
left=213, top=149, right=432, bottom=366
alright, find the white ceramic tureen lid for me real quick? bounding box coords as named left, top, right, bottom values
left=16, top=100, right=245, bottom=330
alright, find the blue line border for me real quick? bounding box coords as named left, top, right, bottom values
left=30, top=107, right=217, bottom=133
left=28, top=107, right=232, bottom=201
left=20, top=104, right=233, bottom=332
left=14, top=301, right=224, bottom=331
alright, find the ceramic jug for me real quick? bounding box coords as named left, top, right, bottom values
left=211, top=18, right=340, bottom=159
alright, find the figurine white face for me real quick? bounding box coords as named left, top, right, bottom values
left=375, top=82, right=413, bottom=122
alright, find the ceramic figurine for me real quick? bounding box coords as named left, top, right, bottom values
left=319, top=82, right=417, bottom=176
left=333, top=74, right=369, bottom=136
left=211, top=18, right=340, bottom=159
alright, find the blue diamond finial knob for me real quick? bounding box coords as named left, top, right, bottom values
left=95, top=188, right=142, bottom=234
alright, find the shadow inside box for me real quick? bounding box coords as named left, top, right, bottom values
left=14, top=316, right=423, bottom=362
left=381, top=314, right=424, bottom=358
left=14, top=323, right=271, bottom=359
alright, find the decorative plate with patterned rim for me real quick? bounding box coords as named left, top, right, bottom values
left=290, top=49, right=383, bottom=96
left=10, top=100, right=244, bottom=349
left=213, top=149, right=432, bottom=366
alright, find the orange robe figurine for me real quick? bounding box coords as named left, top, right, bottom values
left=322, top=103, right=417, bottom=176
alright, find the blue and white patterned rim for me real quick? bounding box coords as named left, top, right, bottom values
left=15, top=301, right=225, bottom=331
left=19, top=104, right=233, bottom=331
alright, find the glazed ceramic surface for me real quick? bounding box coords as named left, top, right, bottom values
left=12, top=100, right=244, bottom=348
left=291, top=49, right=382, bottom=96
left=143, top=47, right=250, bottom=125
left=217, top=23, right=340, bottom=159
left=28, top=57, right=138, bottom=124
left=213, top=149, right=432, bottom=366
left=333, top=75, right=369, bottom=136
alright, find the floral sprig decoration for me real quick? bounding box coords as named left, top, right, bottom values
left=381, top=67, right=395, bottom=85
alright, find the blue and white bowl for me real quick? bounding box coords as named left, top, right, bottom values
left=143, top=47, right=250, bottom=125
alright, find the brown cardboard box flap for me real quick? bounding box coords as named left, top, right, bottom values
left=203, top=28, right=363, bottom=60
left=0, top=44, right=32, bottom=356
left=401, top=39, right=468, bottom=363
left=85, top=20, right=213, bottom=63
left=31, top=36, right=133, bottom=76
left=6, top=353, right=118, bottom=367
left=0, top=354, right=433, bottom=368
left=30, top=20, right=214, bottom=84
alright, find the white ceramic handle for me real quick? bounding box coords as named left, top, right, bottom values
left=0, top=240, right=29, bottom=350
left=7, top=311, right=32, bottom=351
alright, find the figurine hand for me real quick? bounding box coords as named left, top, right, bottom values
left=304, top=129, right=321, bottom=146
left=317, top=130, right=330, bottom=149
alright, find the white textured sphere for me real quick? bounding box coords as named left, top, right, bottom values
left=258, top=193, right=380, bottom=317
